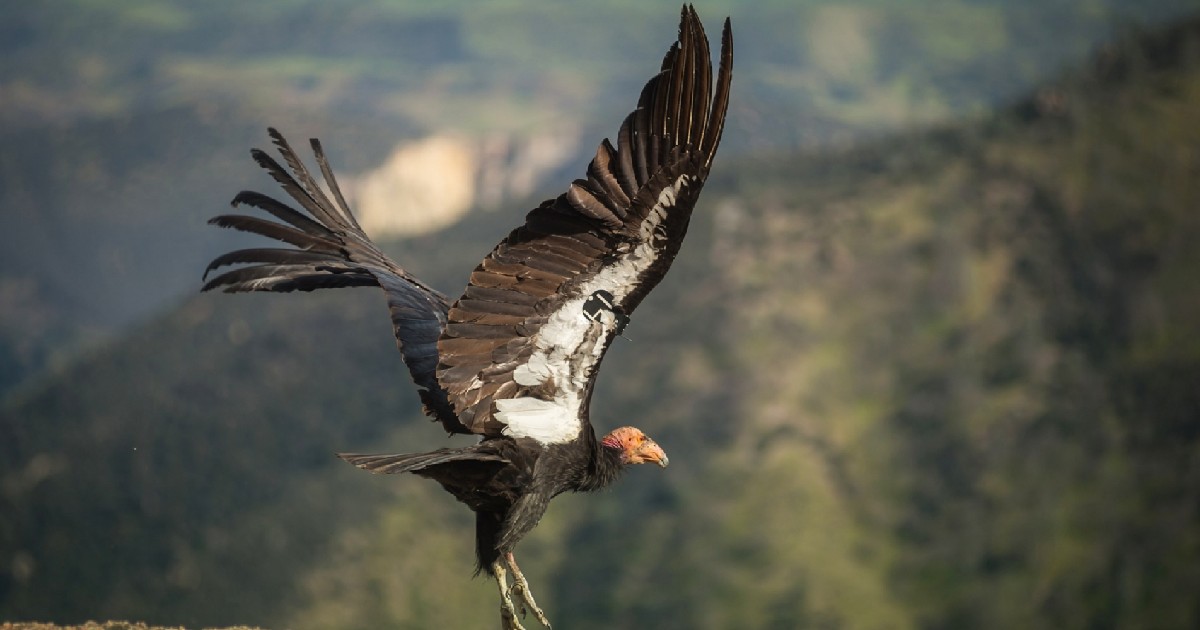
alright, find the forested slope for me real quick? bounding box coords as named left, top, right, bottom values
left=3, top=13, right=1199, bottom=630
left=3, top=0, right=1194, bottom=400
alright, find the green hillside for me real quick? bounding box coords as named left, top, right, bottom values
left=4, top=0, right=1197, bottom=400
left=4, top=11, right=1200, bottom=630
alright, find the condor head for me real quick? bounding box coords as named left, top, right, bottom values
left=601, top=426, right=669, bottom=468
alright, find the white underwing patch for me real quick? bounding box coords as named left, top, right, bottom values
left=495, top=397, right=567, bottom=443
left=496, top=175, right=693, bottom=445
left=513, top=354, right=552, bottom=387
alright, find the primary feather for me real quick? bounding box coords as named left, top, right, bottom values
left=202, top=5, right=731, bottom=628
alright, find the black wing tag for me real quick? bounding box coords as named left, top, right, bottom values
left=582, top=290, right=630, bottom=335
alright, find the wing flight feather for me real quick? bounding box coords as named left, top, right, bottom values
left=200, top=6, right=732, bottom=446
left=437, top=6, right=733, bottom=443
left=203, top=129, right=465, bottom=433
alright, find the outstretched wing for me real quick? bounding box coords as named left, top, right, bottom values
left=437, top=6, right=732, bottom=444
left=203, top=128, right=467, bottom=434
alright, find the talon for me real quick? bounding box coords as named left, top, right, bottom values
left=506, top=552, right=552, bottom=628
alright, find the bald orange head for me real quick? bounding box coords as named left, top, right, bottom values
left=601, top=426, right=669, bottom=468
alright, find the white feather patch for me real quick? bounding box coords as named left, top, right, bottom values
left=513, top=354, right=552, bottom=387
left=498, top=174, right=693, bottom=446
left=495, top=396, right=579, bottom=443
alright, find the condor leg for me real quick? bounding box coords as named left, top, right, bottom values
left=505, top=552, right=551, bottom=628
left=492, top=560, right=528, bottom=630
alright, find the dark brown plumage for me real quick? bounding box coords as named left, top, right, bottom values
left=203, top=6, right=731, bottom=628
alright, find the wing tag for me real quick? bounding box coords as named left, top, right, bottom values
left=581, top=290, right=630, bottom=335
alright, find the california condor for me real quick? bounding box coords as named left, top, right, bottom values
left=202, top=5, right=731, bottom=628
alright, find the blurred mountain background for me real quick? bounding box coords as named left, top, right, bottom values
left=2, top=1, right=1199, bottom=628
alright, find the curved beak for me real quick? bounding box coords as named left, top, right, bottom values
left=638, top=440, right=669, bottom=468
